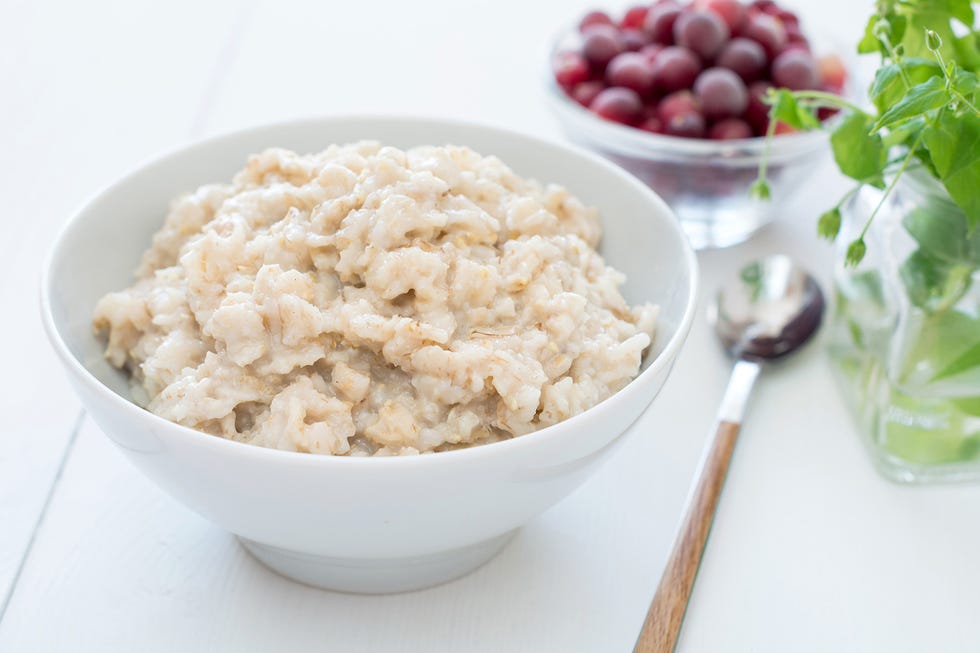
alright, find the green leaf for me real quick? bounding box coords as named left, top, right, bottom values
left=883, top=117, right=927, bottom=148
left=902, top=202, right=980, bottom=265
left=873, top=76, right=948, bottom=131
left=921, top=109, right=980, bottom=230
left=899, top=249, right=973, bottom=311
left=767, top=88, right=820, bottom=130
left=952, top=67, right=979, bottom=99
left=869, top=59, right=942, bottom=114
left=952, top=33, right=980, bottom=73
left=857, top=16, right=881, bottom=54
left=932, top=341, right=980, bottom=382
left=901, top=305, right=980, bottom=387
left=817, top=207, right=842, bottom=240
left=830, top=113, right=887, bottom=187
left=858, top=13, right=907, bottom=55
left=925, top=0, right=975, bottom=28
left=951, top=397, right=980, bottom=417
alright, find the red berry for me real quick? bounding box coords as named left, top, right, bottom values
left=664, top=110, right=706, bottom=138
left=817, top=54, right=847, bottom=93
left=740, top=13, right=787, bottom=58
left=582, top=25, right=625, bottom=68
left=699, top=0, right=746, bottom=31
left=774, top=9, right=799, bottom=27
left=657, top=89, right=701, bottom=122
left=651, top=46, right=702, bottom=92
left=621, top=28, right=652, bottom=51
left=709, top=117, right=753, bottom=139
left=606, top=52, right=656, bottom=96
left=639, top=115, right=665, bottom=133
left=640, top=43, right=666, bottom=63
left=621, top=5, right=650, bottom=29
left=571, top=80, right=605, bottom=106
left=590, top=87, right=643, bottom=124
left=716, top=37, right=767, bottom=83
left=694, top=67, right=748, bottom=120
left=772, top=49, right=819, bottom=90
left=674, top=9, right=730, bottom=61
left=643, top=3, right=682, bottom=44
left=579, top=10, right=615, bottom=33
left=817, top=106, right=840, bottom=121
left=750, top=0, right=777, bottom=12
left=745, top=80, right=773, bottom=135
left=554, top=51, right=590, bottom=89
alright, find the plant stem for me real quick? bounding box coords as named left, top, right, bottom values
left=859, top=130, right=924, bottom=240
left=791, top=90, right=865, bottom=114
left=753, top=113, right=779, bottom=192
left=836, top=184, right=862, bottom=210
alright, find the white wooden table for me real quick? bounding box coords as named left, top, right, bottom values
left=3, top=1, right=980, bottom=651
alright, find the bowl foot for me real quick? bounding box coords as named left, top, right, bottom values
left=239, top=530, right=517, bottom=594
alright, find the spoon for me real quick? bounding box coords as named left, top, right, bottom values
left=634, top=255, right=825, bottom=653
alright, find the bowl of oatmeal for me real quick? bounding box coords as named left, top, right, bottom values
left=42, top=117, right=698, bottom=593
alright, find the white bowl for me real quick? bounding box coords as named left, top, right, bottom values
left=41, top=117, right=698, bottom=593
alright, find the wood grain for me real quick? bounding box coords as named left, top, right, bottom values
left=634, top=420, right=741, bottom=653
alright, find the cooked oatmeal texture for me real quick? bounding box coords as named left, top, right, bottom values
left=93, top=142, right=658, bottom=456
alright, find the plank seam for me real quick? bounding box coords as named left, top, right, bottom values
left=0, top=409, right=85, bottom=624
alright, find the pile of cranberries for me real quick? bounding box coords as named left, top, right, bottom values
left=553, top=0, right=846, bottom=139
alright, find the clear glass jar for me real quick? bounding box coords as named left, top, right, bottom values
left=828, top=170, right=980, bottom=483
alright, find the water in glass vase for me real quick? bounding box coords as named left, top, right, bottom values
left=828, top=175, right=980, bottom=483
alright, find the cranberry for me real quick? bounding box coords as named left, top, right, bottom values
left=582, top=25, right=625, bottom=68
left=643, top=3, right=683, bottom=44
left=657, top=89, right=701, bottom=122
left=621, top=28, right=652, bottom=51
left=579, top=10, right=615, bottom=33
left=817, top=54, right=847, bottom=93
left=772, top=49, right=819, bottom=90
left=606, top=52, right=656, bottom=96
left=571, top=80, right=605, bottom=106
left=709, top=117, right=753, bottom=139
left=699, top=0, right=746, bottom=31
left=664, top=110, right=707, bottom=137
left=640, top=43, right=666, bottom=63
left=694, top=67, right=749, bottom=120
left=639, top=115, right=665, bottom=133
left=651, top=46, right=702, bottom=92
left=590, top=87, right=644, bottom=124
left=554, top=51, right=590, bottom=89
left=740, top=13, right=787, bottom=58
left=620, top=5, right=651, bottom=29
left=674, top=9, right=730, bottom=61
left=745, top=80, right=773, bottom=135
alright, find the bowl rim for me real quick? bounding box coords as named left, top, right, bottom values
left=544, top=22, right=851, bottom=158
left=40, top=114, right=700, bottom=468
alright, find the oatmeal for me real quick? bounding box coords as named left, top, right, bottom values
left=93, top=143, right=657, bottom=456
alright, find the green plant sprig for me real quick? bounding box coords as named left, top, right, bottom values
left=752, top=0, right=980, bottom=267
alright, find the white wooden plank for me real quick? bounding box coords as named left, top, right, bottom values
left=0, top=0, right=248, bottom=611
left=9, top=0, right=980, bottom=650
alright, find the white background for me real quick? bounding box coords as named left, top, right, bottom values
left=3, top=0, right=979, bottom=651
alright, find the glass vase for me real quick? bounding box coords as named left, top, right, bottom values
left=827, top=170, right=980, bottom=483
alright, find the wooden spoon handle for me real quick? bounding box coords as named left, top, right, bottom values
left=634, top=359, right=759, bottom=653
left=633, top=420, right=740, bottom=653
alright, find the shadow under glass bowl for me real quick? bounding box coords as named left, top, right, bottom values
left=546, top=29, right=848, bottom=250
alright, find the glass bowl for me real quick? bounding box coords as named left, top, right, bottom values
left=546, top=28, right=846, bottom=249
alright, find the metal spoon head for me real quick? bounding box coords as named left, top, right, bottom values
left=709, top=255, right=825, bottom=361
